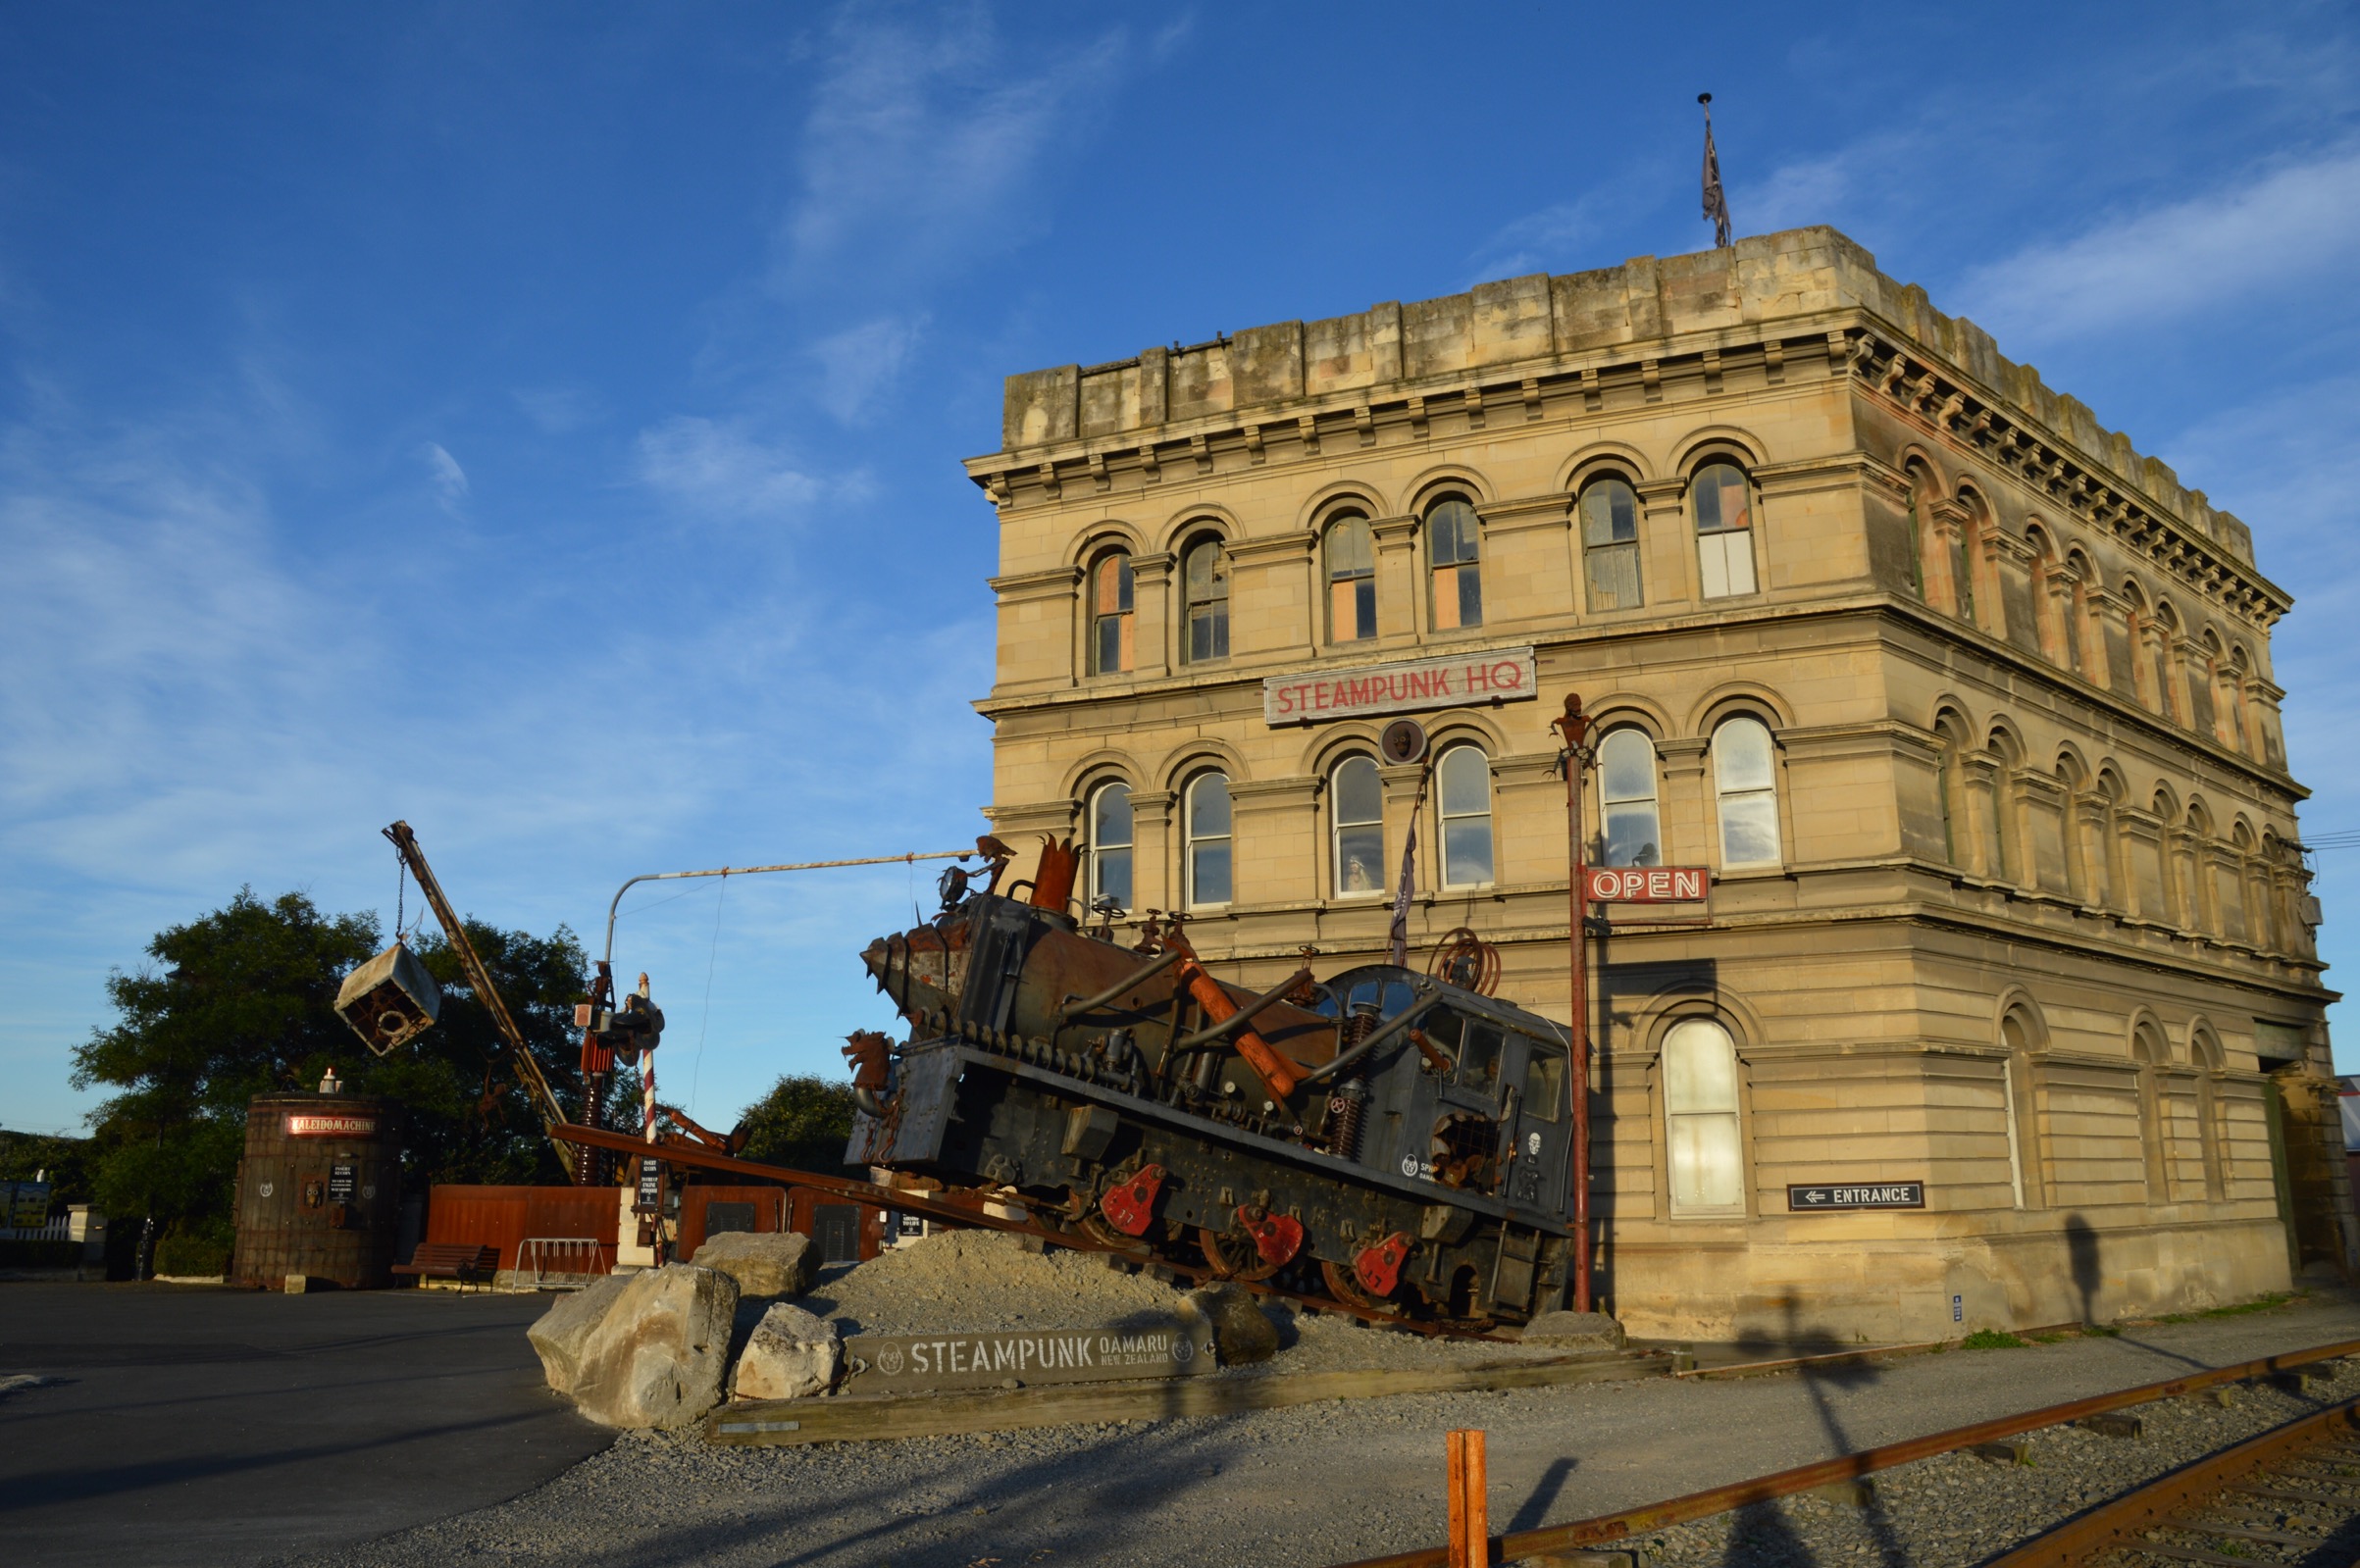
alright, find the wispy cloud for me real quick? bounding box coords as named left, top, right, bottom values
left=772, top=7, right=1130, bottom=297
left=633, top=415, right=847, bottom=522
left=1956, top=145, right=2360, bottom=342
left=422, top=440, right=468, bottom=511
left=809, top=313, right=929, bottom=424
left=511, top=384, right=603, bottom=434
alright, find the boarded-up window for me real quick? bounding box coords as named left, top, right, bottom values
left=1427, top=500, right=1483, bottom=631
left=1581, top=479, right=1642, bottom=612
left=1327, top=516, right=1376, bottom=642
left=1183, top=537, right=1228, bottom=663
left=1090, top=552, right=1134, bottom=675
left=1664, top=1019, right=1743, bottom=1213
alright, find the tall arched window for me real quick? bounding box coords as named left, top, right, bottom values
left=1932, top=714, right=1969, bottom=869
left=1182, top=535, right=1228, bottom=664
left=1691, top=460, right=1757, bottom=598
left=2151, top=608, right=2181, bottom=725
left=2000, top=1011, right=2042, bottom=1209
left=1903, top=462, right=1933, bottom=601
left=2132, top=1024, right=2169, bottom=1201
left=1087, top=782, right=1134, bottom=912
left=1953, top=499, right=1979, bottom=625
left=1984, top=735, right=2017, bottom=884
left=1663, top=1018, right=1744, bottom=1214
left=1331, top=755, right=1384, bottom=896
left=1438, top=745, right=1495, bottom=887
left=1580, top=478, right=1642, bottom=611
left=1713, top=717, right=1781, bottom=868
left=2191, top=1029, right=2226, bottom=1200
left=1184, top=771, right=1232, bottom=907
left=2226, top=651, right=2254, bottom=756
left=1089, top=550, right=1134, bottom=675
left=1599, top=729, right=1662, bottom=867
left=2028, top=532, right=2066, bottom=666
left=1427, top=498, right=1483, bottom=631
left=1326, top=515, right=1376, bottom=643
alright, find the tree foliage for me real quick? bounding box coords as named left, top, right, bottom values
left=737, top=1073, right=860, bottom=1172
left=70, top=886, right=591, bottom=1253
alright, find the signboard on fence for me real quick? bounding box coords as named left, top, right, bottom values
left=7, top=1180, right=53, bottom=1229
left=841, top=1316, right=1217, bottom=1395
left=1583, top=866, right=1710, bottom=903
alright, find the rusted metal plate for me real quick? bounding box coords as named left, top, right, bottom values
left=841, top=1317, right=1215, bottom=1395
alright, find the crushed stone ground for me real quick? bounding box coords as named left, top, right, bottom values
left=285, top=1290, right=2360, bottom=1568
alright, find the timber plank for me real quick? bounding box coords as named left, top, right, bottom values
left=707, top=1350, right=1670, bottom=1446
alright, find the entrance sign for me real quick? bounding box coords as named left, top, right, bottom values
left=1787, top=1182, right=1924, bottom=1212
left=1264, top=647, right=1538, bottom=725
left=1584, top=867, right=1709, bottom=903
left=842, top=1318, right=1216, bottom=1395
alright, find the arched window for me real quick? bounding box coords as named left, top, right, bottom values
left=2191, top=1029, right=2226, bottom=1200
left=1580, top=478, right=1642, bottom=611
left=1438, top=745, right=1495, bottom=887
left=1184, top=771, right=1232, bottom=907
left=1663, top=1018, right=1744, bottom=1214
left=1426, top=498, right=1483, bottom=631
left=1903, top=462, right=1933, bottom=601
left=1691, top=461, right=1757, bottom=598
left=1331, top=756, right=1384, bottom=896
left=1088, top=550, right=1134, bottom=675
left=1182, top=535, right=1228, bottom=664
left=1087, top=782, right=1133, bottom=913
left=1932, top=714, right=1969, bottom=869
left=2226, top=651, right=2254, bottom=756
left=2151, top=610, right=2180, bottom=725
left=2027, top=532, right=2066, bottom=666
left=1713, top=717, right=1781, bottom=868
left=1999, top=1011, right=2042, bottom=1210
left=2132, top=1024, right=2169, bottom=1201
left=1984, top=736, right=2016, bottom=884
left=1953, top=498, right=1979, bottom=625
left=1599, top=729, right=1662, bottom=867
left=1325, top=515, right=1376, bottom=643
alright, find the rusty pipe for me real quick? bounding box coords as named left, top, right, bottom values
left=1050, top=947, right=1186, bottom=1029
left=1298, top=987, right=1447, bottom=1086
left=1167, top=965, right=1313, bottom=1052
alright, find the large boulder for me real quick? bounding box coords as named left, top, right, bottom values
left=569, top=1264, right=741, bottom=1430
left=1519, top=1310, right=1626, bottom=1355
left=691, top=1231, right=817, bottom=1299
left=525, top=1271, right=633, bottom=1395
left=1181, top=1283, right=1279, bottom=1366
left=731, top=1301, right=842, bottom=1402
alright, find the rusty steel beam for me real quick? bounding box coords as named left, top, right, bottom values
left=1983, top=1395, right=2360, bottom=1567
left=1320, top=1337, right=2360, bottom=1568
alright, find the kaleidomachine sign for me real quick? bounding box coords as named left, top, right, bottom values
left=1264, top=646, right=1538, bottom=726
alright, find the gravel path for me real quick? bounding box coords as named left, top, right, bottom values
left=289, top=1290, right=2360, bottom=1568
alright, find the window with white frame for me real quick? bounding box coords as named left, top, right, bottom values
left=1184, top=771, right=1232, bottom=907
left=1598, top=729, right=1662, bottom=867
left=1437, top=744, right=1494, bottom=887
left=1088, top=550, right=1134, bottom=675
left=1691, top=461, right=1758, bottom=598
left=1713, top=717, right=1781, bottom=868
left=1327, top=515, right=1376, bottom=642
left=1088, top=782, right=1133, bottom=912
left=1663, top=1018, right=1744, bottom=1213
left=1331, top=755, right=1384, bottom=896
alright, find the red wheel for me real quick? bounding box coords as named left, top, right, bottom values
left=1321, top=1257, right=1395, bottom=1314
left=1199, top=1226, right=1283, bottom=1283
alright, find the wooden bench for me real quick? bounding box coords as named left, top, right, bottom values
left=392, top=1243, right=499, bottom=1289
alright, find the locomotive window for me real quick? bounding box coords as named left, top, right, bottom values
left=1458, top=1019, right=1506, bottom=1089
left=1521, top=1045, right=1566, bottom=1123
left=1336, top=974, right=1420, bottom=1020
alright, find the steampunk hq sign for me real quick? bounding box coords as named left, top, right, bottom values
left=1264, top=646, right=1538, bottom=726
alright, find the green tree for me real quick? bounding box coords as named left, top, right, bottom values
left=71, top=886, right=591, bottom=1272
left=737, top=1073, right=860, bottom=1171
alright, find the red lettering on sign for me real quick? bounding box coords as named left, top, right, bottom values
left=1583, top=866, right=1713, bottom=904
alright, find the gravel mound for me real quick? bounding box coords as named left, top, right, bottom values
left=805, top=1232, right=1185, bottom=1336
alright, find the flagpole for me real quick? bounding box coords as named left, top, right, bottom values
left=1700, top=92, right=1732, bottom=249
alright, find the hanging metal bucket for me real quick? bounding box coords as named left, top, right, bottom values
left=333, top=941, right=442, bottom=1055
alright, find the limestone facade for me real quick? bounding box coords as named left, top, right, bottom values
left=961, top=226, right=2350, bottom=1342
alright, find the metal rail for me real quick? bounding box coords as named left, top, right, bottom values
left=546, top=1120, right=1507, bottom=1340
left=599, top=849, right=976, bottom=967
left=1321, top=1336, right=2360, bottom=1568
left=1987, top=1394, right=2360, bottom=1567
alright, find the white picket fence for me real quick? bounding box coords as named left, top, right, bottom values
left=1, top=1214, right=72, bottom=1243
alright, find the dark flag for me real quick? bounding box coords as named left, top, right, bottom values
left=1387, top=804, right=1417, bottom=966
left=1700, top=92, right=1731, bottom=248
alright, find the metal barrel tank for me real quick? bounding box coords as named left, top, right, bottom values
left=229, top=1092, right=404, bottom=1290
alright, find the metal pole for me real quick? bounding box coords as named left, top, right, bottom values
left=1553, top=694, right=1595, bottom=1315
left=600, top=849, right=976, bottom=969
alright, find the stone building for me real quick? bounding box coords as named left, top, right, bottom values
left=960, top=225, right=2350, bottom=1341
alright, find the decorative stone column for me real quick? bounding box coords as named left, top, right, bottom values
left=1128, top=552, right=1175, bottom=680
left=1128, top=789, right=1175, bottom=917
left=1924, top=498, right=1971, bottom=623
left=1633, top=477, right=1688, bottom=608
left=2014, top=768, right=2071, bottom=897
left=1225, top=531, right=1317, bottom=660
left=1369, top=514, right=1420, bottom=646
left=2070, top=789, right=2116, bottom=912
left=1656, top=735, right=1711, bottom=873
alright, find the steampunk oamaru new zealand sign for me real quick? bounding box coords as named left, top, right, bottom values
left=842, top=1316, right=1217, bottom=1395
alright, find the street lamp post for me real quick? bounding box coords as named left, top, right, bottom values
left=1552, top=693, right=1599, bottom=1314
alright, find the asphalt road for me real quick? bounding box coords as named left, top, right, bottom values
left=0, top=1281, right=611, bottom=1568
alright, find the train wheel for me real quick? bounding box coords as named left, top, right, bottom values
left=1199, top=1227, right=1283, bottom=1283
left=1320, top=1257, right=1395, bottom=1315
left=1080, top=1212, right=1148, bottom=1252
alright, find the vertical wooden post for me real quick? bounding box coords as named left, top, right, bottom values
left=1447, top=1427, right=1488, bottom=1568
left=1553, top=693, right=1595, bottom=1314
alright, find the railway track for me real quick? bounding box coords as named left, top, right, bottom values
left=1323, top=1336, right=2360, bottom=1568
left=1990, top=1392, right=2360, bottom=1567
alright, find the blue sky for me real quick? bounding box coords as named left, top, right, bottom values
left=6, top=2, right=2358, bottom=1138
